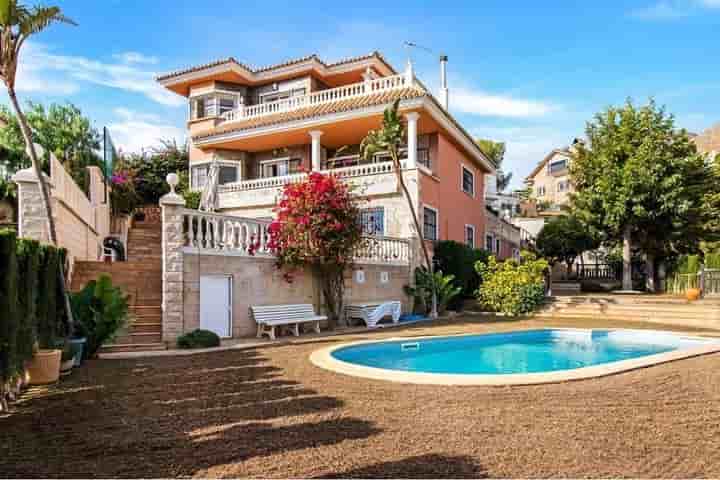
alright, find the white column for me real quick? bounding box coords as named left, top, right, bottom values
left=309, top=130, right=323, bottom=171
left=405, top=112, right=420, bottom=169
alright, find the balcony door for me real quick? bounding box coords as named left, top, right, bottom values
left=260, top=157, right=301, bottom=178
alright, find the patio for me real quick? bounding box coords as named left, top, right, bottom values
left=2, top=316, right=720, bottom=478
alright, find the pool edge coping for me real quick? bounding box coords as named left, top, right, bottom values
left=308, top=328, right=720, bottom=386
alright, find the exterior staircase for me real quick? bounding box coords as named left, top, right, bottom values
left=536, top=294, right=720, bottom=330
left=71, top=208, right=166, bottom=353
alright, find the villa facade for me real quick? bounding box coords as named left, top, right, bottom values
left=524, top=147, right=573, bottom=212
left=157, top=52, right=496, bottom=250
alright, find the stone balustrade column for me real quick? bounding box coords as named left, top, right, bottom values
left=160, top=184, right=186, bottom=345
left=309, top=130, right=323, bottom=171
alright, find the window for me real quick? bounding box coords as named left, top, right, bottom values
left=557, top=180, right=569, bottom=192
left=465, top=225, right=475, bottom=247
left=218, top=165, right=238, bottom=185
left=485, top=234, right=494, bottom=252
left=359, top=207, right=384, bottom=235
left=495, top=238, right=501, bottom=254
left=218, top=98, right=235, bottom=115
left=417, top=134, right=431, bottom=169
left=423, top=206, right=438, bottom=241
left=191, top=164, right=209, bottom=189
left=260, top=158, right=301, bottom=178
left=461, top=166, right=475, bottom=196
left=536, top=185, right=546, bottom=196
left=548, top=159, right=567, bottom=174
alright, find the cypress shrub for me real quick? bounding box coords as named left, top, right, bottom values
left=0, top=229, right=18, bottom=384
left=16, top=239, right=40, bottom=363
left=37, top=246, right=59, bottom=349
left=433, top=240, right=490, bottom=310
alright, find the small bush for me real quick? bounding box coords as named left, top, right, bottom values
left=475, top=251, right=549, bottom=315
left=433, top=240, right=489, bottom=310
left=177, top=329, right=221, bottom=349
left=404, top=268, right=462, bottom=315
left=183, top=190, right=201, bottom=210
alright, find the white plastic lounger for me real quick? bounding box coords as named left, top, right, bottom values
left=250, top=304, right=325, bottom=340
left=345, top=301, right=401, bottom=328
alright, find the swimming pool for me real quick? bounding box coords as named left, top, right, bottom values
left=310, top=329, right=720, bottom=385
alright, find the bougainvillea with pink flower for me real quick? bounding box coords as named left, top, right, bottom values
left=268, top=171, right=366, bottom=327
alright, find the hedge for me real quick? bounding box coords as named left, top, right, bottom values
left=433, top=240, right=490, bottom=310
left=0, top=229, right=67, bottom=388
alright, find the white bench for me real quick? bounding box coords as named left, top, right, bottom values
left=250, top=304, right=325, bottom=340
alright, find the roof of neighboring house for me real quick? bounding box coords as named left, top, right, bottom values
left=692, top=123, right=720, bottom=155
left=156, top=51, right=396, bottom=85
left=524, top=148, right=571, bottom=183
left=192, top=85, right=426, bottom=140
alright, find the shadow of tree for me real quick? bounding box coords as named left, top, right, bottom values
left=317, top=454, right=487, bottom=478
left=0, top=348, right=381, bottom=478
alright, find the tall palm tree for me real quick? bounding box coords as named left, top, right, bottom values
left=361, top=99, right=438, bottom=318
left=0, top=0, right=76, bottom=327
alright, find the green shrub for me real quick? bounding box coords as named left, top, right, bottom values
left=16, top=239, right=40, bottom=363
left=70, top=275, right=130, bottom=358
left=705, top=252, right=720, bottom=270
left=475, top=251, right=549, bottom=315
left=433, top=240, right=489, bottom=309
left=36, top=246, right=61, bottom=348
left=182, top=190, right=201, bottom=210
left=0, top=229, right=19, bottom=385
left=404, top=268, right=463, bottom=315
left=177, top=329, right=221, bottom=349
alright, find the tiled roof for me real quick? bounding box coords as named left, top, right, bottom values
left=157, top=51, right=394, bottom=82
left=193, top=85, right=427, bottom=141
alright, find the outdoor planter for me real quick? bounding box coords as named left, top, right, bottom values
left=69, top=337, right=87, bottom=367
left=686, top=288, right=701, bottom=301
left=27, top=349, right=61, bottom=385
left=60, top=359, right=74, bottom=377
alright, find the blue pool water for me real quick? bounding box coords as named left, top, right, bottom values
left=332, top=329, right=710, bottom=375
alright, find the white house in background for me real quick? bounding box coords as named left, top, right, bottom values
left=484, top=173, right=521, bottom=218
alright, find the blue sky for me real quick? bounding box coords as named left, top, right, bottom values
left=7, top=0, right=720, bottom=189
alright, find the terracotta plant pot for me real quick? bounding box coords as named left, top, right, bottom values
left=686, top=288, right=701, bottom=301
left=60, top=359, right=74, bottom=377
left=27, top=349, right=61, bottom=385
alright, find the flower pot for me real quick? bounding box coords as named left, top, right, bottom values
left=69, top=337, right=87, bottom=367
left=60, top=359, right=74, bottom=377
left=27, top=349, right=61, bottom=385
left=686, top=288, right=701, bottom=301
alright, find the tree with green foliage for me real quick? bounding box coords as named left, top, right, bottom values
left=0, top=0, right=76, bottom=327
left=0, top=102, right=102, bottom=187
left=476, top=138, right=512, bottom=191
left=535, top=215, right=598, bottom=278
left=361, top=100, right=437, bottom=318
left=570, top=99, right=715, bottom=291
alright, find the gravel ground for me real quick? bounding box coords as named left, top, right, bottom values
left=2, top=317, right=720, bottom=478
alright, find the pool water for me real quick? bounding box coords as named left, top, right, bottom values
left=331, top=329, right=710, bottom=375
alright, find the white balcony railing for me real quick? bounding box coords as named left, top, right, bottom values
left=218, top=160, right=407, bottom=193
left=180, top=208, right=410, bottom=264
left=220, top=73, right=416, bottom=123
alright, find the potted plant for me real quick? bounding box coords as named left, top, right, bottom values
left=60, top=344, right=74, bottom=377
left=686, top=287, right=701, bottom=301
left=68, top=335, right=87, bottom=367
left=26, top=343, right=61, bottom=385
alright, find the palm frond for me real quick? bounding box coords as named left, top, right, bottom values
left=20, top=6, right=76, bottom=36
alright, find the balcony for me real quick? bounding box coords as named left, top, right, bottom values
left=219, top=72, right=417, bottom=125
left=217, top=160, right=409, bottom=209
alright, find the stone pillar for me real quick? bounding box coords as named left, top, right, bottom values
left=12, top=167, right=52, bottom=243
left=309, top=130, right=323, bottom=171
left=405, top=112, right=419, bottom=169
left=160, top=188, right=186, bottom=345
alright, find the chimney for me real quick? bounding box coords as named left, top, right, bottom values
left=439, top=54, right=449, bottom=110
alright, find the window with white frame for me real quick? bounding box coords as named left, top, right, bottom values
left=359, top=207, right=385, bottom=235
left=548, top=158, right=568, bottom=174
left=485, top=234, right=494, bottom=252
left=461, top=165, right=475, bottom=196
left=260, top=158, right=301, bottom=178
left=536, top=185, right=546, bottom=196
left=423, top=206, right=438, bottom=241
left=465, top=225, right=475, bottom=247
left=191, top=164, right=209, bottom=189
left=190, top=163, right=240, bottom=190
left=557, top=180, right=569, bottom=192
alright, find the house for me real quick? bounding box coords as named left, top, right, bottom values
left=523, top=147, right=573, bottom=212
left=156, top=52, right=495, bottom=251
left=691, top=123, right=720, bottom=158
left=484, top=206, right=521, bottom=260
left=484, top=173, right=522, bottom=218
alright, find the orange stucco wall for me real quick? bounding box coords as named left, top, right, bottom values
left=419, top=133, right=486, bottom=248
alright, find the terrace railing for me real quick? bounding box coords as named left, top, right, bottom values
left=220, top=73, right=415, bottom=124
left=576, top=263, right=618, bottom=281
left=180, top=208, right=410, bottom=265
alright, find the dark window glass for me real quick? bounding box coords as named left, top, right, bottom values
left=359, top=207, right=384, bottom=235
left=548, top=159, right=567, bottom=174
left=423, top=207, right=437, bottom=241
left=465, top=226, right=474, bottom=247
left=462, top=167, right=474, bottom=195
left=218, top=165, right=238, bottom=185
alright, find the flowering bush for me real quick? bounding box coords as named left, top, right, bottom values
left=109, top=169, right=140, bottom=215
left=475, top=251, right=549, bottom=315
left=268, top=171, right=365, bottom=327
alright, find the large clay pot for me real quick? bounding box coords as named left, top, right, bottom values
left=686, top=288, right=701, bottom=301
left=27, top=349, right=61, bottom=385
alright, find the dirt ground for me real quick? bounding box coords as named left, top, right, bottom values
left=2, top=317, right=720, bottom=478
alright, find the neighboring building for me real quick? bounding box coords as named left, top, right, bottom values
left=484, top=173, right=521, bottom=218
left=157, top=52, right=495, bottom=250
left=524, top=148, right=573, bottom=211
left=691, top=123, right=720, bottom=158
left=484, top=206, right=521, bottom=260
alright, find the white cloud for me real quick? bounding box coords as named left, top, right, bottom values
left=112, top=51, right=159, bottom=65
left=451, top=88, right=558, bottom=118
left=630, top=0, right=720, bottom=20
left=18, top=42, right=183, bottom=107
left=109, top=108, right=185, bottom=154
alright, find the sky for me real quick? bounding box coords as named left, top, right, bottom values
left=6, top=0, right=720, bottom=189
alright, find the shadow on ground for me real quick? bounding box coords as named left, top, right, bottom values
left=318, top=454, right=487, bottom=478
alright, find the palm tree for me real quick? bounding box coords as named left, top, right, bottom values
left=361, top=99, right=438, bottom=318
left=0, top=0, right=76, bottom=325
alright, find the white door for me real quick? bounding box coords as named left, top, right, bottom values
left=200, top=275, right=232, bottom=338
